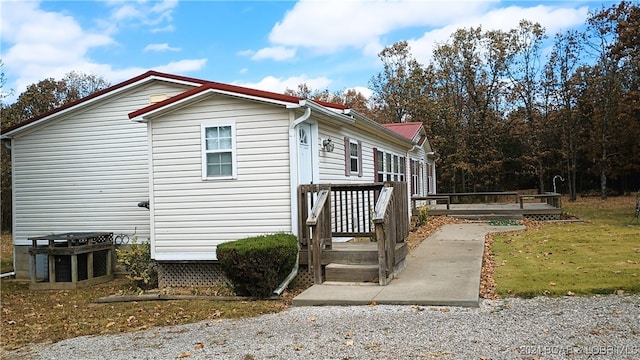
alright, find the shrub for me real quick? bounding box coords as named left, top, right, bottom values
left=416, top=205, right=429, bottom=227
left=116, top=237, right=158, bottom=291
left=216, top=233, right=298, bottom=298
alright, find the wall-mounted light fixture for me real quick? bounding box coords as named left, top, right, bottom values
left=322, top=138, right=335, bottom=152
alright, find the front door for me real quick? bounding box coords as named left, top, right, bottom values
left=297, top=123, right=314, bottom=184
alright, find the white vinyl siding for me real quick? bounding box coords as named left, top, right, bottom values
left=149, top=95, right=292, bottom=260
left=11, top=81, right=193, bottom=246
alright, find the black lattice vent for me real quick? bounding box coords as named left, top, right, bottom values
left=93, top=250, right=109, bottom=277
left=158, top=262, right=231, bottom=289
left=290, top=265, right=314, bottom=289
left=524, top=214, right=563, bottom=221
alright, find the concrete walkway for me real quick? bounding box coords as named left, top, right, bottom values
left=292, top=223, right=525, bottom=307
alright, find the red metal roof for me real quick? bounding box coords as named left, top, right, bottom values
left=1, top=70, right=209, bottom=135
left=2, top=70, right=350, bottom=135
left=382, top=122, right=424, bottom=141
left=129, top=81, right=305, bottom=119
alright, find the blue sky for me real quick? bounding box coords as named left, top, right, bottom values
left=0, top=0, right=618, bottom=103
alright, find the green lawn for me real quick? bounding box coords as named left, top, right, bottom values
left=493, top=195, right=640, bottom=297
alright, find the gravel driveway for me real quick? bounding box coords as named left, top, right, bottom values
left=6, top=295, right=639, bottom=360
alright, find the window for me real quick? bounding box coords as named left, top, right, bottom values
left=344, top=137, right=362, bottom=177
left=375, top=149, right=406, bottom=183
left=201, top=123, right=236, bottom=179
left=376, top=150, right=384, bottom=182
left=350, top=142, right=359, bottom=174
left=411, top=159, right=424, bottom=195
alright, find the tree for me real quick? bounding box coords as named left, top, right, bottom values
left=431, top=27, right=510, bottom=191
left=285, top=84, right=375, bottom=119
left=544, top=30, right=586, bottom=200
left=505, top=20, right=552, bottom=193
left=369, top=41, right=434, bottom=124
left=582, top=3, right=629, bottom=199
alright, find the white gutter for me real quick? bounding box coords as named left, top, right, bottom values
left=276, top=105, right=313, bottom=296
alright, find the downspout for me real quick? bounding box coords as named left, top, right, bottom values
left=2, top=139, right=16, bottom=278
left=275, top=105, right=312, bottom=296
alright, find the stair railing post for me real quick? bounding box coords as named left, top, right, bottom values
left=306, top=189, right=330, bottom=284
left=373, top=186, right=393, bottom=286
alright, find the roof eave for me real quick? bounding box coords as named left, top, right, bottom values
left=131, top=88, right=302, bottom=122
left=350, top=111, right=416, bottom=146
left=1, top=72, right=204, bottom=138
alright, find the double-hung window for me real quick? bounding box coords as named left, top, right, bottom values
left=201, top=122, right=236, bottom=180
left=344, top=136, right=363, bottom=177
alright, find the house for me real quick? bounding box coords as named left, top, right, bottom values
left=1, top=71, right=436, bottom=287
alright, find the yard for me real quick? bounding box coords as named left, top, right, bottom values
left=1, top=194, right=639, bottom=353
left=491, top=195, right=640, bottom=297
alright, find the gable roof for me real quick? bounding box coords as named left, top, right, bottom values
left=129, top=81, right=350, bottom=121
left=382, top=122, right=424, bottom=141
left=1, top=71, right=208, bottom=138
left=129, top=82, right=303, bottom=120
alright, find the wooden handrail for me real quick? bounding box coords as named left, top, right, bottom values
left=519, top=192, right=561, bottom=209
left=373, top=187, right=395, bottom=286
left=298, top=182, right=409, bottom=286
left=306, top=189, right=330, bottom=284
left=306, top=189, right=329, bottom=226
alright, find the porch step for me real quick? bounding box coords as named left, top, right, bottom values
left=325, top=263, right=379, bottom=283
left=299, top=242, right=408, bottom=266
left=450, top=214, right=523, bottom=221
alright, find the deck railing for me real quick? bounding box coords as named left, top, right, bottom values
left=299, top=182, right=409, bottom=284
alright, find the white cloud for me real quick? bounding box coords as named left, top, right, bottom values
left=153, top=59, right=208, bottom=74
left=268, top=0, right=494, bottom=54
left=107, top=0, right=178, bottom=29
left=407, top=4, right=590, bottom=63
left=144, top=43, right=181, bottom=52
left=0, top=1, right=114, bottom=97
left=237, top=75, right=332, bottom=94
left=266, top=0, right=590, bottom=66
left=252, top=46, right=296, bottom=61
left=0, top=1, right=203, bottom=103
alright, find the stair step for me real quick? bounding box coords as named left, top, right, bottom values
left=451, top=214, right=523, bottom=220
left=325, top=263, right=379, bottom=283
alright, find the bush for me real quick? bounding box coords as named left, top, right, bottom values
left=416, top=205, right=429, bottom=227
left=116, top=237, right=158, bottom=291
left=216, top=233, right=298, bottom=298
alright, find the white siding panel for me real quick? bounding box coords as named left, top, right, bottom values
left=149, top=95, right=293, bottom=260
left=12, top=81, right=194, bottom=245
left=317, top=124, right=408, bottom=184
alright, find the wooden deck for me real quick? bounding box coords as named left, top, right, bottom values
left=412, top=192, right=564, bottom=220
left=425, top=203, right=563, bottom=219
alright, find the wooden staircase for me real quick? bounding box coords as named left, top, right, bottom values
left=298, top=182, right=410, bottom=286
left=299, top=241, right=407, bottom=283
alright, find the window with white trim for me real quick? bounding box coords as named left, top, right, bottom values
left=201, top=122, right=236, bottom=179
left=375, top=149, right=406, bottom=182
left=411, top=159, right=424, bottom=195
left=344, top=136, right=362, bottom=177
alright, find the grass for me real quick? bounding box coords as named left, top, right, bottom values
left=0, top=277, right=293, bottom=352
left=2, top=197, right=638, bottom=352
left=493, top=195, right=640, bottom=297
